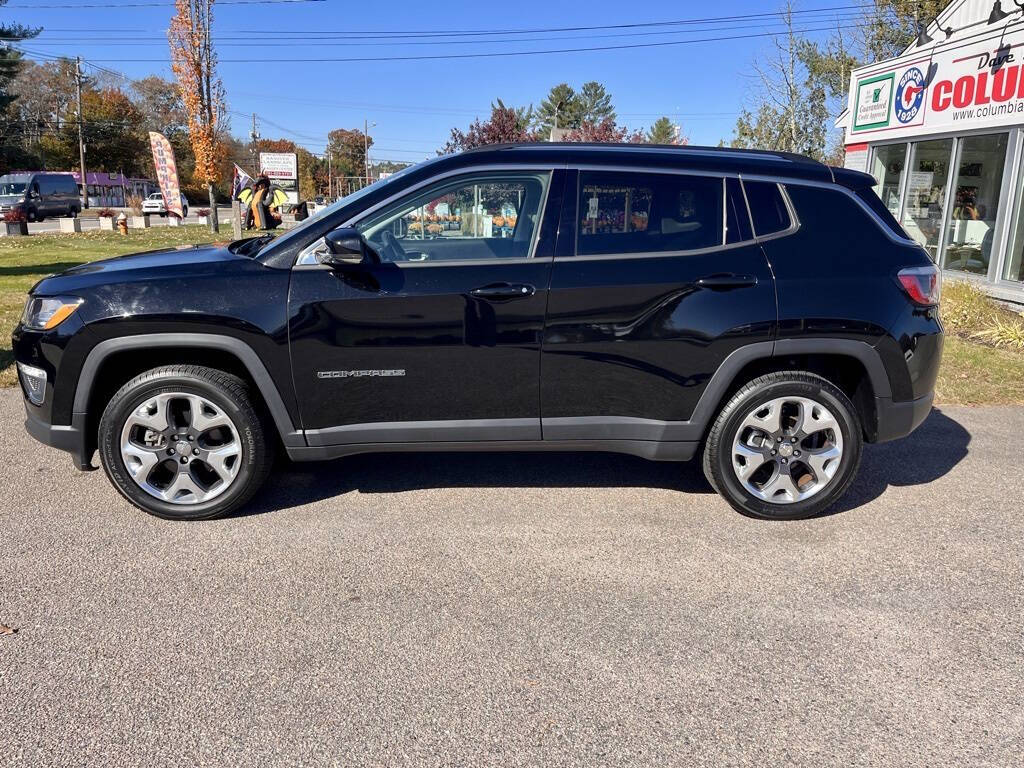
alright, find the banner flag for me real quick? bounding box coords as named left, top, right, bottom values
left=232, top=163, right=253, bottom=200
left=148, top=131, right=183, bottom=218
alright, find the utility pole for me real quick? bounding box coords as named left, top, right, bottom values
left=75, top=57, right=88, bottom=209
left=249, top=113, right=260, bottom=176
left=363, top=119, right=375, bottom=186
left=327, top=151, right=332, bottom=199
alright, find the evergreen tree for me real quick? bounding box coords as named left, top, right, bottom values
left=534, top=83, right=580, bottom=139
left=648, top=117, right=678, bottom=145
left=577, top=82, right=615, bottom=124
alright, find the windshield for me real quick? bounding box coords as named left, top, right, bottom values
left=0, top=182, right=27, bottom=196
left=264, top=156, right=443, bottom=253
left=148, top=193, right=162, bottom=200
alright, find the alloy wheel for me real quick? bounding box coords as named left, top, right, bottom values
left=731, top=396, right=844, bottom=505
left=119, top=392, right=242, bottom=505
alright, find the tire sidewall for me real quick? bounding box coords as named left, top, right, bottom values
left=711, top=377, right=862, bottom=520
left=99, top=373, right=262, bottom=520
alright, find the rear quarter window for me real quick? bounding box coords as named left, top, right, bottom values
left=855, top=187, right=910, bottom=239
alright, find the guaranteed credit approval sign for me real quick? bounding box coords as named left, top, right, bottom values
left=847, top=18, right=1024, bottom=142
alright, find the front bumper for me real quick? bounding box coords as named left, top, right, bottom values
left=871, top=391, right=934, bottom=443
left=24, top=402, right=93, bottom=470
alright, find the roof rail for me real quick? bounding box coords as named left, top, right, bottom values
left=460, top=142, right=823, bottom=166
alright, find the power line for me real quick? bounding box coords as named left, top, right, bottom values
left=18, top=5, right=871, bottom=36
left=5, top=11, right=869, bottom=47
left=26, top=21, right=877, bottom=64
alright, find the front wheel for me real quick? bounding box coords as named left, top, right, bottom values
left=98, top=366, right=274, bottom=520
left=702, top=372, right=863, bottom=520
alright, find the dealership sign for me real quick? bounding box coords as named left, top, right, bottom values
left=847, top=20, right=1024, bottom=141
left=259, top=152, right=297, bottom=180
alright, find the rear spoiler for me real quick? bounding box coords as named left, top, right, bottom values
left=829, top=166, right=876, bottom=191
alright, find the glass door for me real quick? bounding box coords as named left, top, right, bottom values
left=942, top=133, right=1009, bottom=276
left=869, top=143, right=907, bottom=219
left=900, top=139, right=953, bottom=262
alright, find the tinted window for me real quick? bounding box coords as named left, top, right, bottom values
left=577, top=172, right=723, bottom=256
left=725, top=177, right=753, bottom=244
left=743, top=180, right=791, bottom=236
left=855, top=188, right=908, bottom=239
left=59, top=176, right=78, bottom=195
left=356, top=172, right=549, bottom=263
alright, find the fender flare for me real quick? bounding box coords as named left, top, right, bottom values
left=693, top=339, right=893, bottom=430
left=73, top=333, right=304, bottom=447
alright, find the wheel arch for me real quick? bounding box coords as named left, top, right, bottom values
left=694, top=339, right=891, bottom=443
left=75, top=334, right=304, bottom=452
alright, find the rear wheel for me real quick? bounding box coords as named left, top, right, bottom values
left=98, top=366, right=274, bottom=520
left=702, top=372, right=863, bottom=520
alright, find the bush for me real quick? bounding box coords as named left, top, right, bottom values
left=197, top=208, right=210, bottom=217
left=126, top=195, right=143, bottom=216
left=97, top=208, right=115, bottom=218
left=942, top=279, right=1024, bottom=350
left=3, top=208, right=26, bottom=223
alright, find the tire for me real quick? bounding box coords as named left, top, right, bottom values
left=26, top=208, right=37, bottom=222
left=702, top=372, right=863, bottom=520
left=98, top=366, right=275, bottom=520
left=69, top=207, right=79, bottom=219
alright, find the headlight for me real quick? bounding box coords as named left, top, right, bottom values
left=21, top=296, right=83, bottom=331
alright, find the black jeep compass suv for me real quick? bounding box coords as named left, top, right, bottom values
left=13, top=144, right=942, bottom=521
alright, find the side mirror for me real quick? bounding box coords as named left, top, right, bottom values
left=319, top=227, right=379, bottom=268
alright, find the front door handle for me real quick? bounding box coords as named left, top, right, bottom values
left=468, top=282, right=536, bottom=300
left=695, top=273, right=758, bottom=290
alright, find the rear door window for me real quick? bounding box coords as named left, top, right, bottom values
left=743, top=180, right=792, bottom=237
left=577, top=171, right=723, bottom=256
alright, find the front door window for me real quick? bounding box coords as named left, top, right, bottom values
left=356, top=173, right=549, bottom=263
left=942, top=133, right=1008, bottom=276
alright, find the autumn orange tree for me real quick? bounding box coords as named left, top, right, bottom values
left=168, top=0, right=224, bottom=231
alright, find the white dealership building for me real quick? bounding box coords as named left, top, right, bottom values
left=837, top=0, right=1024, bottom=302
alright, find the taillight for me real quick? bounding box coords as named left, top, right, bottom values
left=897, top=265, right=941, bottom=306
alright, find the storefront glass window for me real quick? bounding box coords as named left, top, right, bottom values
left=869, top=143, right=906, bottom=218
left=900, top=139, right=953, bottom=261
left=1003, top=154, right=1024, bottom=283
left=942, top=133, right=1008, bottom=276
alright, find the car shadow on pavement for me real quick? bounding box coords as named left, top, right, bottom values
left=826, top=408, right=971, bottom=516
left=242, top=408, right=970, bottom=518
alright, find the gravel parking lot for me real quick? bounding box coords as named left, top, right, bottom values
left=1, top=388, right=1021, bottom=766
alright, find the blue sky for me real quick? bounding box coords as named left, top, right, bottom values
left=8, top=0, right=857, bottom=163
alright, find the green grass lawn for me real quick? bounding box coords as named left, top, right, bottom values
left=0, top=227, right=224, bottom=387
left=3, top=230, right=1024, bottom=406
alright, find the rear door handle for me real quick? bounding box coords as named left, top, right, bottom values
left=695, top=273, right=758, bottom=290
left=468, top=282, right=536, bottom=300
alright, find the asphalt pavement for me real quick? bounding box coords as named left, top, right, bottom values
left=1, top=388, right=1021, bottom=766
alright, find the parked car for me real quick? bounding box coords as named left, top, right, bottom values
left=13, top=144, right=943, bottom=521
left=0, top=172, right=81, bottom=221
left=141, top=192, right=189, bottom=218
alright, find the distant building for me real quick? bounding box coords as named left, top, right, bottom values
left=69, top=171, right=159, bottom=208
